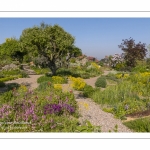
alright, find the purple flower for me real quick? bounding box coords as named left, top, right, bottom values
left=62, top=104, right=75, bottom=113
left=44, top=104, right=62, bottom=115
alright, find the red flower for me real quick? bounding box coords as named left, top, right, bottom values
left=48, top=82, right=51, bottom=85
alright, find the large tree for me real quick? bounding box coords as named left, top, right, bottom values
left=118, top=38, right=147, bottom=67
left=20, top=23, right=82, bottom=75
left=0, top=38, right=26, bottom=63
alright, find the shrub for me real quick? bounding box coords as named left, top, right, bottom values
left=53, top=84, right=62, bottom=90
left=83, top=84, right=94, bottom=98
left=95, top=77, right=107, bottom=88
left=37, top=76, right=52, bottom=83
left=115, top=63, right=126, bottom=71
left=37, top=81, right=51, bottom=91
left=69, top=77, right=86, bottom=91
left=52, top=76, right=67, bottom=84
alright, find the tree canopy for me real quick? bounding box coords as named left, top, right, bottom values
left=0, top=38, right=26, bottom=62
left=20, top=23, right=82, bottom=75
left=118, top=38, right=147, bottom=67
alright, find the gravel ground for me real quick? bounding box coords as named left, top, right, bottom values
left=5, top=75, right=42, bottom=90
left=76, top=97, right=132, bottom=132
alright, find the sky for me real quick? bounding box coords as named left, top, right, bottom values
left=0, top=18, right=150, bottom=60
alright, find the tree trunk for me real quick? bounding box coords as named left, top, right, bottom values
left=49, top=62, right=57, bottom=76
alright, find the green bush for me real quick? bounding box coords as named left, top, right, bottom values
left=83, top=84, right=95, bottom=98
left=0, top=90, right=13, bottom=104
left=115, top=63, right=126, bottom=71
left=37, top=76, right=52, bottom=83
left=95, top=76, right=107, bottom=88
left=37, top=81, right=51, bottom=91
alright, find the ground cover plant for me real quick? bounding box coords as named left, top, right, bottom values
left=30, top=66, right=50, bottom=75
left=123, top=117, right=150, bottom=132
left=0, top=69, right=28, bottom=82
left=37, top=75, right=67, bottom=84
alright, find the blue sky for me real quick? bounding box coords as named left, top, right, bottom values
left=0, top=18, right=150, bottom=59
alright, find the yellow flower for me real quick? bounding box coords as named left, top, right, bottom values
left=52, top=76, right=65, bottom=84
left=68, top=77, right=86, bottom=90
left=53, top=84, right=62, bottom=90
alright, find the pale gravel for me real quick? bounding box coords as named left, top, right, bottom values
left=76, top=97, right=132, bottom=132
left=5, top=75, right=43, bottom=90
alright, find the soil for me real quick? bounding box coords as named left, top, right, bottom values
left=126, top=109, right=150, bottom=118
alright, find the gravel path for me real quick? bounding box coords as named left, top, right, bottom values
left=76, top=97, right=132, bottom=132
left=76, top=70, right=133, bottom=132
left=5, top=75, right=42, bottom=90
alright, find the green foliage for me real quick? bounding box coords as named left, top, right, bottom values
left=20, top=23, right=82, bottom=75
left=95, top=76, right=107, bottom=88
left=0, top=90, right=13, bottom=104
left=83, top=84, right=95, bottom=98
left=31, top=66, right=50, bottom=75
left=0, top=38, right=26, bottom=63
left=37, top=75, right=67, bottom=84
left=115, top=63, right=126, bottom=71
left=123, top=117, right=150, bottom=132
left=37, top=76, right=52, bottom=84
left=132, top=61, right=148, bottom=73
left=0, top=69, right=28, bottom=82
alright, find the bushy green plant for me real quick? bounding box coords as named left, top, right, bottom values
left=0, top=90, right=13, bottom=104
left=115, top=63, right=126, bottom=71
left=83, top=84, right=95, bottom=98
left=37, top=76, right=52, bottom=83
left=95, top=76, right=107, bottom=88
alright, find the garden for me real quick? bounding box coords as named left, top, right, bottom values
left=0, top=23, right=150, bottom=132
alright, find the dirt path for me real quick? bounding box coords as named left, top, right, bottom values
left=5, top=75, right=42, bottom=90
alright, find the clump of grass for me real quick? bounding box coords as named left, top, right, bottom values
left=123, top=117, right=150, bottom=132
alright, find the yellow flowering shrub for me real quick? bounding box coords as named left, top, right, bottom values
left=130, top=72, right=150, bottom=84
left=91, top=62, right=101, bottom=70
left=18, top=85, right=27, bottom=92
left=115, top=73, right=129, bottom=79
left=69, top=77, right=86, bottom=90
left=53, top=84, right=62, bottom=90
left=52, top=76, right=66, bottom=84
